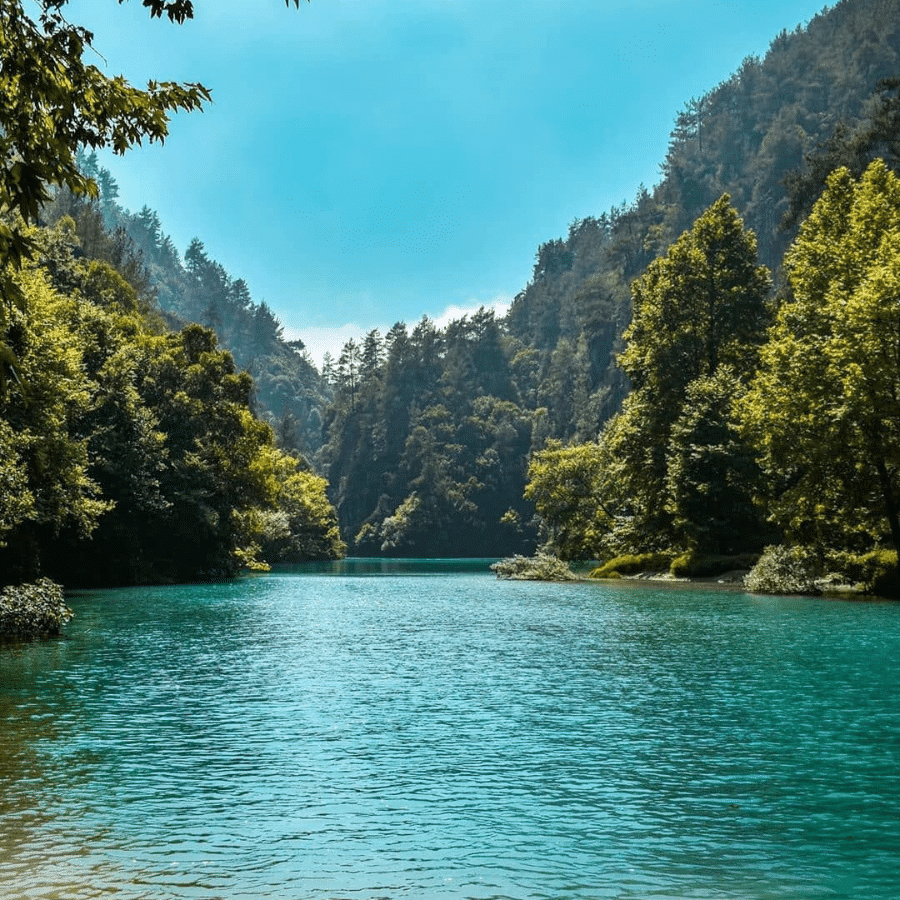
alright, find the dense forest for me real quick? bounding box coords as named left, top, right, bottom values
left=6, top=0, right=900, bottom=599
left=316, top=0, right=900, bottom=579
left=0, top=0, right=342, bottom=596
left=59, top=153, right=330, bottom=461
left=0, top=210, right=344, bottom=588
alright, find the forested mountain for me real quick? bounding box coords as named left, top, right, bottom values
left=512, top=0, right=900, bottom=592
left=0, top=211, right=344, bottom=588
left=319, top=0, right=900, bottom=558
left=507, top=0, right=900, bottom=442
left=25, top=0, right=900, bottom=565
left=49, top=156, right=330, bottom=459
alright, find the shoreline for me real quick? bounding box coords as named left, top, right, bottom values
left=604, top=568, right=864, bottom=597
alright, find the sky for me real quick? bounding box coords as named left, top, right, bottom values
left=65, top=0, right=830, bottom=366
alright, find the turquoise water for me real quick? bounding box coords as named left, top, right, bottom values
left=1, top=561, right=899, bottom=899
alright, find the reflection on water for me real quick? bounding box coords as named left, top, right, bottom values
left=1, top=569, right=899, bottom=899
left=282, top=557, right=501, bottom=576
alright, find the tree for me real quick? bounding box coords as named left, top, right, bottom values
left=336, top=338, right=361, bottom=410
left=0, top=0, right=212, bottom=275
left=597, top=196, right=771, bottom=552
left=258, top=456, right=345, bottom=562
left=0, top=0, right=303, bottom=388
left=665, top=369, right=768, bottom=554
left=742, top=160, right=900, bottom=556
left=360, top=329, right=384, bottom=385
left=620, top=194, right=771, bottom=398
left=0, top=263, right=112, bottom=582
left=320, top=351, right=335, bottom=387
left=673, top=96, right=706, bottom=154
left=524, top=442, right=607, bottom=559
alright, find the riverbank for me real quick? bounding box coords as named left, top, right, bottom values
left=608, top=568, right=862, bottom=595
left=0, top=579, right=72, bottom=641
left=493, top=550, right=868, bottom=596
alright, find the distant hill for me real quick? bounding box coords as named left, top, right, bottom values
left=506, top=0, right=900, bottom=441
left=47, top=161, right=331, bottom=460
left=59, top=0, right=900, bottom=555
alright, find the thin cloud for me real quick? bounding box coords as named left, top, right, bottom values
left=288, top=296, right=512, bottom=370
left=432, top=297, right=511, bottom=330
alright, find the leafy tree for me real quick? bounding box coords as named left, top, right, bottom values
left=591, top=390, right=674, bottom=553
left=598, top=196, right=771, bottom=550
left=0, top=0, right=213, bottom=281
left=742, top=160, right=900, bottom=556
left=620, top=195, right=771, bottom=397
left=524, top=442, right=607, bottom=559
left=258, top=454, right=345, bottom=563
left=0, top=265, right=111, bottom=582
left=665, top=369, right=770, bottom=554
left=0, top=0, right=305, bottom=411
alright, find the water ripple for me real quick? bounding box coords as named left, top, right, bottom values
left=2, top=571, right=900, bottom=898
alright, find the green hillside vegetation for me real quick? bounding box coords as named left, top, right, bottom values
left=320, top=312, right=543, bottom=556
left=48, top=157, right=330, bottom=460
left=0, top=217, right=344, bottom=588
left=6, top=0, right=900, bottom=597
left=0, top=0, right=341, bottom=610
left=515, top=0, right=900, bottom=592
left=506, top=0, right=900, bottom=439
left=531, top=164, right=900, bottom=588
left=317, top=0, right=900, bottom=577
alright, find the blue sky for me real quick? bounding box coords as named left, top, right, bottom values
left=68, top=0, right=829, bottom=364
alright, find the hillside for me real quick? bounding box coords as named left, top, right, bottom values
left=507, top=0, right=900, bottom=441
left=47, top=165, right=331, bottom=460
left=319, top=0, right=900, bottom=555
left=60, top=0, right=900, bottom=557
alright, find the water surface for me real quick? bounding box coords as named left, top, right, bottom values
left=1, top=562, right=899, bottom=898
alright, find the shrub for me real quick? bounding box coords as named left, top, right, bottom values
left=491, top=553, right=580, bottom=581
left=866, top=551, right=900, bottom=597
left=0, top=578, right=72, bottom=639
left=836, top=549, right=900, bottom=597
left=590, top=552, right=674, bottom=579
left=744, top=545, right=821, bottom=595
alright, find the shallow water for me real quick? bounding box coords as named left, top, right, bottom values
left=1, top=561, right=899, bottom=899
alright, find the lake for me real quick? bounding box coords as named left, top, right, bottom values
left=1, top=560, right=899, bottom=899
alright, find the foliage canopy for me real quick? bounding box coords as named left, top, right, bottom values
left=743, top=160, right=900, bottom=556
